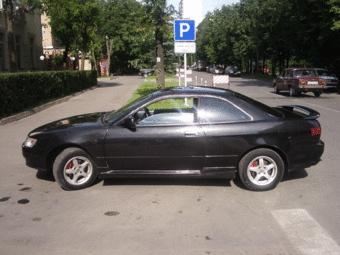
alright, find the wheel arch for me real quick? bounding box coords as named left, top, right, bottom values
left=45, top=144, right=96, bottom=173
left=236, top=145, right=289, bottom=176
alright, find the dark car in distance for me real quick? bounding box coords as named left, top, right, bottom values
left=273, top=68, right=326, bottom=97
left=23, top=87, right=324, bottom=191
left=225, top=66, right=241, bottom=77
left=139, top=69, right=153, bottom=78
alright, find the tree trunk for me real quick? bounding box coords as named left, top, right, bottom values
left=6, top=0, right=17, bottom=72
left=155, top=28, right=165, bottom=89
left=106, top=37, right=113, bottom=77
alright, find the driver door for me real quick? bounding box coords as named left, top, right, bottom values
left=104, top=97, right=206, bottom=171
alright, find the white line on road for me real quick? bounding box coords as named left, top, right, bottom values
left=271, top=209, right=340, bottom=255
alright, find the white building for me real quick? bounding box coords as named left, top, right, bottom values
left=179, top=0, right=203, bottom=27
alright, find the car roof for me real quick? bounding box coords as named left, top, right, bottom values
left=285, top=68, right=316, bottom=70
left=150, top=86, right=234, bottom=98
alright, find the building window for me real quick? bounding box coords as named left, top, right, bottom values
left=0, top=33, right=5, bottom=71
left=30, top=38, right=34, bottom=68
left=15, top=35, right=22, bottom=69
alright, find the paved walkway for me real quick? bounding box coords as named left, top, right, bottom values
left=0, top=75, right=144, bottom=126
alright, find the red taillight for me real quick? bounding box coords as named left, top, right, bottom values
left=300, top=80, right=307, bottom=85
left=319, top=80, right=326, bottom=85
left=311, top=127, right=321, bottom=136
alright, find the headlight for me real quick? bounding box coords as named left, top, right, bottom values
left=24, top=137, right=37, bottom=148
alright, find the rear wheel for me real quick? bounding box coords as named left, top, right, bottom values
left=238, top=148, right=284, bottom=191
left=53, top=148, right=98, bottom=190
left=289, top=86, right=296, bottom=97
left=314, top=91, right=322, bottom=97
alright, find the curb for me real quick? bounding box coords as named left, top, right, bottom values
left=0, top=86, right=97, bottom=126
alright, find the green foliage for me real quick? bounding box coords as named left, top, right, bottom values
left=196, top=0, right=340, bottom=77
left=0, top=71, right=97, bottom=118
left=41, top=0, right=100, bottom=64
left=126, top=81, right=178, bottom=103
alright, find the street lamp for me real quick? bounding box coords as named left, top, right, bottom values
left=40, top=55, right=45, bottom=71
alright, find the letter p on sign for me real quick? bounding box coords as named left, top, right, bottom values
left=175, top=20, right=195, bottom=41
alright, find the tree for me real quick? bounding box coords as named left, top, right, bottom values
left=41, top=0, right=99, bottom=68
left=4, top=0, right=17, bottom=72
left=142, top=0, right=176, bottom=89
left=98, top=0, right=144, bottom=74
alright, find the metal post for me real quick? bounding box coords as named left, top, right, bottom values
left=184, top=53, right=187, bottom=88
left=184, top=53, right=188, bottom=105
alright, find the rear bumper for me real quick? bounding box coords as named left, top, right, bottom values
left=288, top=140, right=324, bottom=171
left=297, top=85, right=324, bottom=92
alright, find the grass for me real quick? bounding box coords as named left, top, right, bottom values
left=146, top=74, right=176, bottom=80
left=125, top=81, right=180, bottom=104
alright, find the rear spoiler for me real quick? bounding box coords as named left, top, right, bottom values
left=279, top=105, right=320, bottom=120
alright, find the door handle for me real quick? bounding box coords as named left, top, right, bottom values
left=184, top=132, right=198, bottom=136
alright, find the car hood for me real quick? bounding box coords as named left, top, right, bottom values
left=28, top=112, right=106, bottom=136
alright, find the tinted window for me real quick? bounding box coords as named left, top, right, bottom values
left=199, top=97, right=251, bottom=123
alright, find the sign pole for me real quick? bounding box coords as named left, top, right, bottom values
left=184, top=53, right=188, bottom=106
left=184, top=53, right=187, bottom=88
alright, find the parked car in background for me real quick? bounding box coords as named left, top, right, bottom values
left=315, top=68, right=339, bottom=89
left=197, top=60, right=207, bottom=71
left=206, top=65, right=213, bottom=73
left=273, top=68, right=326, bottom=97
left=180, top=64, right=190, bottom=70
left=23, top=87, right=324, bottom=191
left=139, top=69, right=153, bottom=78
left=225, top=66, right=241, bottom=77
left=211, top=66, right=224, bottom=74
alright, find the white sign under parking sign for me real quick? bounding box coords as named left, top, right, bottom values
left=175, top=42, right=196, bottom=54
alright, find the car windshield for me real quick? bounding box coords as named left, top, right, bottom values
left=103, top=93, right=153, bottom=124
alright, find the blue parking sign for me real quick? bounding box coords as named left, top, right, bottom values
left=174, top=20, right=195, bottom=41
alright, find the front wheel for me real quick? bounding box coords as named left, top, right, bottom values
left=238, top=148, right=284, bottom=191
left=273, top=84, right=279, bottom=94
left=53, top=148, right=98, bottom=190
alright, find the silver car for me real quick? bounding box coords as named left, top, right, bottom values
left=315, top=68, right=339, bottom=88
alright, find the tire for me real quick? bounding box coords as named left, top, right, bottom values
left=314, top=91, right=322, bottom=97
left=143, top=74, right=148, bottom=78
left=289, top=86, right=296, bottom=97
left=273, top=84, right=279, bottom=94
left=238, top=148, right=284, bottom=191
left=53, top=148, right=98, bottom=190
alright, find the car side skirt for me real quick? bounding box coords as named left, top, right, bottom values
left=98, top=168, right=236, bottom=179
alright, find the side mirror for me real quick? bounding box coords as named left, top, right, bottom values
left=124, top=116, right=136, bottom=131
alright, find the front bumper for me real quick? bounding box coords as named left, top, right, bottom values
left=22, top=144, right=47, bottom=171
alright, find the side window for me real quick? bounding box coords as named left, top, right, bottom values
left=199, top=97, right=251, bottom=123
left=136, top=97, right=197, bottom=125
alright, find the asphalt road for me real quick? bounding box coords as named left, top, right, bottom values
left=0, top=73, right=340, bottom=255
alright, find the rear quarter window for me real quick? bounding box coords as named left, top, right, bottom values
left=199, top=97, right=252, bottom=123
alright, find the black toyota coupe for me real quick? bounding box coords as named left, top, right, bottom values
left=23, top=87, right=324, bottom=191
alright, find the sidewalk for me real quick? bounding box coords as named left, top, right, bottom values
left=0, top=76, right=144, bottom=126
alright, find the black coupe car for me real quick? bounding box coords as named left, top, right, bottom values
left=22, top=87, right=324, bottom=191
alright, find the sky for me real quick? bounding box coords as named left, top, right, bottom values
left=168, top=0, right=240, bottom=20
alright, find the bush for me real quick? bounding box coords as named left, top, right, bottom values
left=0, top=70, right=97, bottom=118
